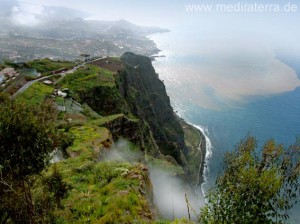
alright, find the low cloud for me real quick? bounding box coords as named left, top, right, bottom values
left=11, top=2, right=44, bottom=26
left=150, top=167, right=204, bottom=220
left=99, top=139, right=142, bottom=162
left=9, top=1, right=89, bottom=27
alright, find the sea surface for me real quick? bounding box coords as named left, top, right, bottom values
left=149, top=31, right=300, bottom=223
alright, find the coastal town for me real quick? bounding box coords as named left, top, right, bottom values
left=0, top=15, right=164, bottom=63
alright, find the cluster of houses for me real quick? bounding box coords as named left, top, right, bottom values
left=0, top=68, right=19, bottom=87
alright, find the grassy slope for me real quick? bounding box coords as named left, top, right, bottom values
left=88, top=114, right=124, bottom=126
left=88, top=114, right=139, bottom=126
left=66, top=125, right=111, bottom=156
left=50, top=113, right=155, bottom=223
left=58, top=64, right=128, bottom=116
left=59, top=65, right=115, bottom=90
left=16, top=82, right=54, bottom=105
left=52, top=153, right=154, bottom=223
left=25, top=58, right=76, bottom=74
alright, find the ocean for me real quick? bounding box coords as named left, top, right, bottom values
left=149, top=31, right=300, bottom=223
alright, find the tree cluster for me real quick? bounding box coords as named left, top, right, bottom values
left=201, top=136, right=300, bottom=224
left=0, top=95, right=69, bottom=223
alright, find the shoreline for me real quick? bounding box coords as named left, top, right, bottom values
left=185, top=122, right=207, bottom=188
left=192, top=124, right=213, bottom=197
left=147, top=32, right=212, bottom=195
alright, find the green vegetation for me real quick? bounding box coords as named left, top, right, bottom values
left=53, top=160, right=153, bottom=223
left=66, top=125, right=111, bottom=156
left=0, top=99, right=56, bottom=178
left=200, top=136, right=300, bottom=224
left=0, top=93, right=156, bottom=223
left=17, top=82, right=54, bottom=105
left=182, top=122, right=201, bottom=152
left=59, top=65, right=115, bottom=90
left=0, top=97, right=58, bottom=223
left=3, top=60, right=23, bottom=69
left=43, top=164, right=70, bottom=208
left=24, top=58, right=76, bottom=74
left=180, top=121, right=204, bottom=185
left=55, top=96, right=65, bottom=106
left=57, top=64, right=127, bottom=116
left=119, top=52, right=187, bottom=165
left=82, top=103, right=102, bottom=119
left=89, top=114, right=124, bottom=126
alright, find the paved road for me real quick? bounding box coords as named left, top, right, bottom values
left=12, top=64, right=84, bottom=99
left=11, top=75, right=53, bottom=99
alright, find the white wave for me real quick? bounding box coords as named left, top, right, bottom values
left=191, top=124, right=213, bottom=198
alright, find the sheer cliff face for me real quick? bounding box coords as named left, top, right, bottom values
left=74, top=52, right=194, bottom=168
left=118, top=52, right=187, bottom=165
